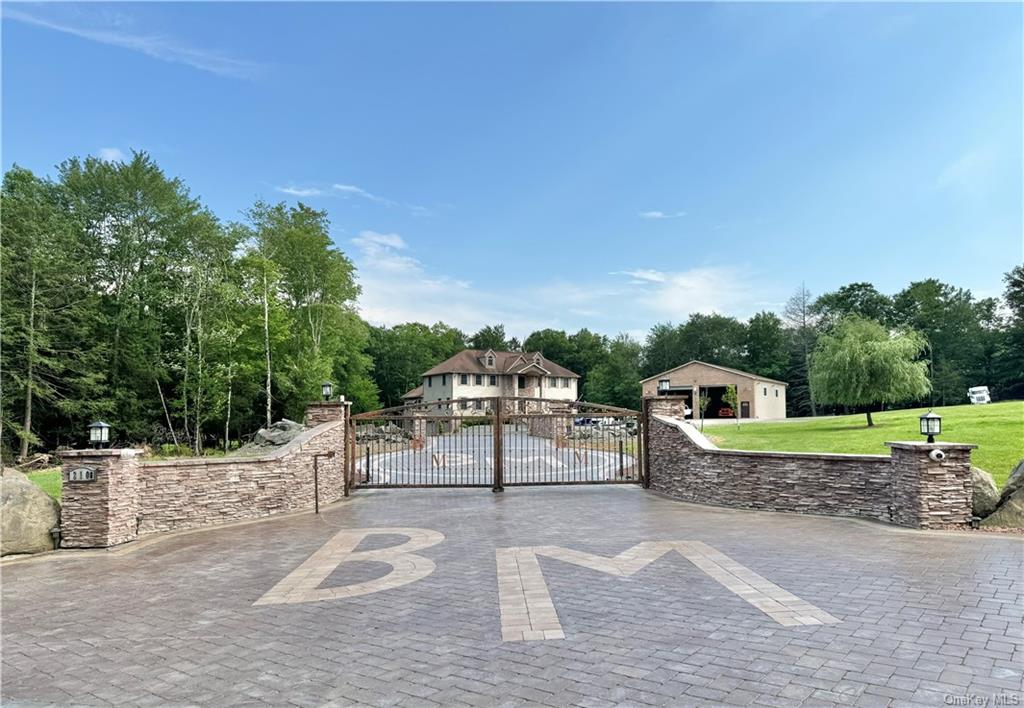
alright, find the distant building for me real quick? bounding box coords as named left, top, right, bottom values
left=641, top=360, right=787, bottom=420
left=402, top=349, right=579, bottom=413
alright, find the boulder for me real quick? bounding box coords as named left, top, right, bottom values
left=999, top=459, right=1024, bottom=502
left=254, top=419, right=306, bottom=447
left=972, top=467, right=1001, bottom=518
left=1, top=468, right=60, bottom=556
left=981, top=487, right=1024, bottom=529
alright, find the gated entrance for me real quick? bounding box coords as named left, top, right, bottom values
left=349, top=397, right=645, bottom=491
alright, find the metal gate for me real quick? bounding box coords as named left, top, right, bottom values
left=349, top=397, right=645, bottom=491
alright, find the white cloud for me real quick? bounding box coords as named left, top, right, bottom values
left=275, top=185, right=324, bottom=197
left=3, top=6, right=262, bottom=79
left=639, top=210, right=687, bottom=220
left=334, top=183, right=433, bottom=216
left=349, top=230, right=764, bottom=338
left=97, top=147, right=126, bottom=162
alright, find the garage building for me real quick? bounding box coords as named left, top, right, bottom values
left=641, top=360, right=788, bottom=420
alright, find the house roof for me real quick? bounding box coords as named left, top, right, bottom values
left=402, top=385, right=423, bottom=399
left=640, top=360, right=789, bottom=386
left=422, top=349, right=580, bottom=378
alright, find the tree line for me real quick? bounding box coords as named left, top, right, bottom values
left=2, top=153, right=1021, bottom=458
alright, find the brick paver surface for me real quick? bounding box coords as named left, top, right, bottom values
left=2, top=486, right=1022, bottom=707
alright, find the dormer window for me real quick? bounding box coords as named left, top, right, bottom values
left=487, top=356, right=494, bottom=367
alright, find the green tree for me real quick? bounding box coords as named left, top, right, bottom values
left=722, top=384, right=739, bottom=426
left=585, top=334, right=642, bottom=409
left=995, top=266, right=1024, bottom=399
left=1, top=167, right=104, bottom=458
left=744, top=311, right=789, bottom=381
left=892, top=279, right=985, bottom=405
left=809, top=316, right=930, bottom=427
left=642, top=322, right=685, bottom=378
left=469, top=324, right=509, bottom=351
left=523, top=329, right=572, bottom=365
left=783, top=283, right=819, bottom=417
left=678, top=313, right=746, bottom=368
left=368, top=322, right=467, bottom=407
left=812, top=282, right=894, bottom=329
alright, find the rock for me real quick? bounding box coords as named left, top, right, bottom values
left=981, top=487, right=1024, bottom=529
left=1, top=468, right=60, bottom=556
left=254, top=419, right=306, bottom=447
left=972, top=467, right=1001, bottom=518
left=999, top=459, right=1024, bottom=502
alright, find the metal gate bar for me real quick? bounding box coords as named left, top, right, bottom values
left=350, top=397, right=642, bottom=490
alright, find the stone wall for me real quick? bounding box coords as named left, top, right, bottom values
left=60, top=414, right=350, bottom=548
left=305, top=400, right=349, bottom=426
left=648, top=415, right=975, bottom=529
left=137, top=420, right=348, bottom=535
left=61, top=449, right=144, bottom=548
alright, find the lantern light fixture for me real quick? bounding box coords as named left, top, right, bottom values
left=321, top=381, right=333, bottom=401
left=87, top=421, right=111, bottom=449
left=919, top=410, right=941, bottom=444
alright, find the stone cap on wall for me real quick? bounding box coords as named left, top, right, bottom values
left=885, top=441, right=978, bottom=451
left=61, top=448, right=144, bottom=459
left=138, top=419, right=347, bottom=468
left=652, top=414, right=891, bottom=462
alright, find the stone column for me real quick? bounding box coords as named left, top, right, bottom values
left=886, top=441, right=977, bottom=529
left=305, top=400, right=348, bottom=426
left=60, top=448, right=144, bottom=548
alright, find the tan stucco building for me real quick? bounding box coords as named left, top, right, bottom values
left=641, top=360, right=788, bottom=420
left=402, top=349, right=579, bottom=414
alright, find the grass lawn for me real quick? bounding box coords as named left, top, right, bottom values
left=707, top=401, right=1023, bottom=488
left=26, top=467, right=62, bottom=501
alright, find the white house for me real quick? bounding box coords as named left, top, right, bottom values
left=403, top=349, right=580, bottom=413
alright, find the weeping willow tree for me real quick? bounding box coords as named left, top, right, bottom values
left=809, top=316, right=931, bottom=427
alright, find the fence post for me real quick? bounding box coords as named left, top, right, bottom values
left=641, top=398, right=651, bottom=489
left=492, top=397, right=504, bottom=493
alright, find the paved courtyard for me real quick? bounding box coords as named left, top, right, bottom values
left=2, top=486, right=1022, bottom=707
left=360, top=426, right=638, bottom=485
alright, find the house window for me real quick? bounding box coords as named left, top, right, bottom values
left=441, top=374, right=446, bottom=386
left=562, top=378, right=569, bottom=388
left=548, top=377, right=557, bottom=387
left=475, top=399, right=483, bottom=410
left=763, top=387, right=767, bottom=396
left=489, top=375, right=497, bottom=386
left=475, top=374, right=482, bottom=385
left=775, top=389, right=779, bottom=397
left=427, top=376, right=432, bottom=388
left=658, top=379, right=670, bottom=393
left=487, top=355, right=494, bottom=367
left=461, top=400, right=470, bottom=410
left=460, top=374, right=468, bottom=385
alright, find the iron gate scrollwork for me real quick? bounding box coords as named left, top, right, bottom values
left=349, top=397, right=644, bottom=490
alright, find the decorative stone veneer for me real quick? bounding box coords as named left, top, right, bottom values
left=648, top=415, right=975, bottom=529
left=647, top=396, right=692, bottom=420
left=60, top=411, right=350, bottom=548
left=305, top=400, right=349, bottom=426
left=60, top=449, right=144, bottom=548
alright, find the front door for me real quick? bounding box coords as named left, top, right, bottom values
left=740, top=401, right=751, bottom=419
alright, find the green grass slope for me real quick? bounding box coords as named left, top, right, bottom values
left=708, top=401, right=1023, bottom=488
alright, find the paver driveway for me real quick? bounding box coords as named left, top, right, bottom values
left=2, top=486, right=1022, bottom=707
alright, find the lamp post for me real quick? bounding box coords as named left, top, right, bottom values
left=919, top=410, right=941, bottom=444
left=87, top=421, right=111, bottom=449
left=321, top=381, right=333, bottom=402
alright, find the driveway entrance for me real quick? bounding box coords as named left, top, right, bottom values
left=351, top=397, right=642, bottom=490
left=3, top=486, right=1021, bottom=707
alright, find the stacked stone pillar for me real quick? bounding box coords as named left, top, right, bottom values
left=886, top=442, right=976, bottom=528
left=60, top=449, right=143, bottom=548
left=304, top=399, right=350, bottom=427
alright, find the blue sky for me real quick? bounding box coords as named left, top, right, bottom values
left=3, top=2, right=1021, bottom=339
